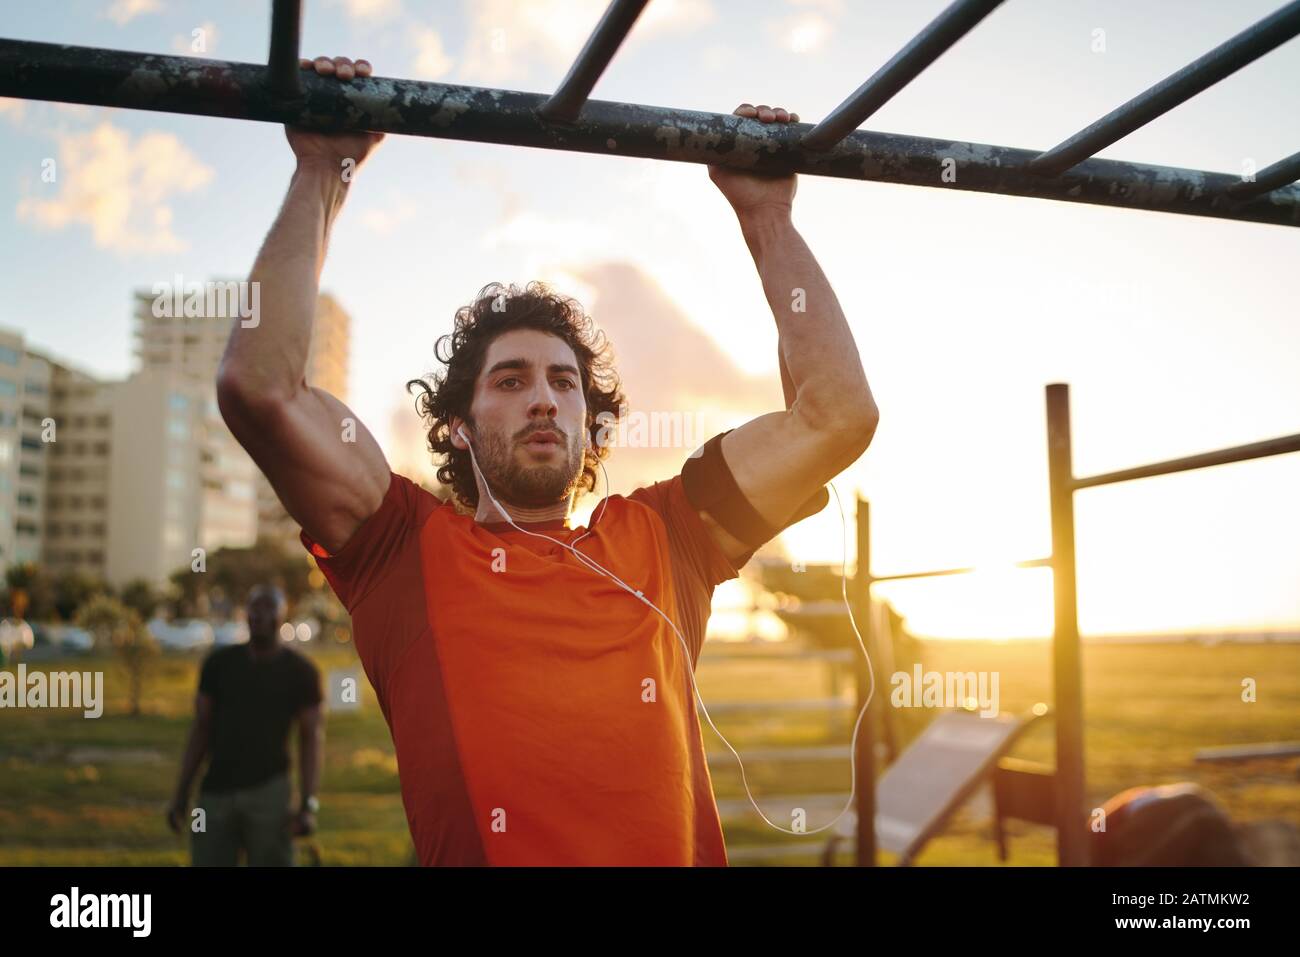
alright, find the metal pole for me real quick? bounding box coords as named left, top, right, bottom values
left=267, top=0, right=302, bottom=99
left=1030, top=0, right=1300, bottom=176
left=2, top=39, right=1299, bottom=227
left=1230, top=150, right=1300, bottom=198
left=802, top=0, right=1005, bottom=151
left=1045, top=384, right=1088, bottom=866
left=1075, top=432, right=1300, bottom=489
left=854, top=496, right=878, bottom=866
left=538, top=0, right=650, bottom=124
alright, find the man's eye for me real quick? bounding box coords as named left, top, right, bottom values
left=499, top=377, right=519, bottom=388
left=555, top=379, right=576, bottom=390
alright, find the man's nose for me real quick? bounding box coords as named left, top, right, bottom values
left=525, top=383, right=560, bottom=418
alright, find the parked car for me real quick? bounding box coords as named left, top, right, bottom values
left=287, top=618, right=320, bottom=643
left=48, top=624, right=94, bottom=653
left=213, top=621, right=249, bottom=646
left=147, top=617, right=214, bottom=651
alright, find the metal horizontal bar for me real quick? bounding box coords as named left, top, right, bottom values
left=1, top=39, right=1298, bottom=227
left=1074, top=433, right=1300, bottom=490
left=802, top=0, right=1005, bottom=151
left=715, top=792, right=852, bottom=818
left=1230, top=149, right=1300, bottom=197
left=267, top=0, right=302, bottom=99
left=871, top=557, right=1051, bottom=584
left=1029, top=1, right=1300, bottom=177
left=1194, top=741, right=1300, bottom=762
left=538, top=0, right=649, bottom=124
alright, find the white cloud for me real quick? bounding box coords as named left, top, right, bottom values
left=0, top=98, right=26, bottom=124
left=104, top=0, right=163, bottom=26
left=332, top=0, right=402, bottom=20
left=479, top=210, right=614, bottom=257
left=410, top=27, right=454, bottom=80
left=16, top=122, right=214, bottom=254
left=171, top=21, right=219, bottom=57
left=786, top=0, right=844, bottom=12
left=456, top=0, right=715, bottom=85
left=765, top=12, right=833, bottom=54
left=360, top=201, right=417, bottom=234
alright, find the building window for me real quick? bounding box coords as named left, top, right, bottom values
left=0, top=346, right=18, bottom=365
left=20, top=436, right=42, bottom=452
left=169, top=393, right=190, bottom=412
left=25, top=382, right=47, bottom=395
left=17, top=492, right=36, bottom=508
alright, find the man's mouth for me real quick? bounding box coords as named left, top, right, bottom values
left=522, top=430, right=562, bottom=450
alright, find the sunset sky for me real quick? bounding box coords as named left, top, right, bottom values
left=2, top=0, right=1298, bottom=638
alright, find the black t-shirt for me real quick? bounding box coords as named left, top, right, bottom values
left=197, top=643, right=323, bottom=793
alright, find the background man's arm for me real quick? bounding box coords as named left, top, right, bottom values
left=166, top=691, right=213, bottom=833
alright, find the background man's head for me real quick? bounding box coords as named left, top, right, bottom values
left=408, top=281, right=625, bottom=512
left=246, top=585, right=287, bottom=645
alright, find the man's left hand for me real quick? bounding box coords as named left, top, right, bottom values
left=289, top=810, right=317, bottom=837
left=708, top=103, right=800, bottom=218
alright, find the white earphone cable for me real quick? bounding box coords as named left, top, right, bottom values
left=461, top=427, right=876, bottom=836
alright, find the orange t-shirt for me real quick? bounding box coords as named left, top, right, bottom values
left=301, top=470, right=748, bottom=866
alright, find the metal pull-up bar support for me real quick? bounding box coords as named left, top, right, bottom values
left=538, top=0, right=649, bottom=124
left=0, top=1, right=1298, bottom=225
left=801, top=0, right=1006, bottom=151
left=1028, top=0, right=1300, bottom=177
left=267, top=0, right=302, bottom=98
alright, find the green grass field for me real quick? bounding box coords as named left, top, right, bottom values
left=1, top=640, right=1296, bottom=866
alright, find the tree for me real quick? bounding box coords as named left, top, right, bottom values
left=77, top=595, right=159, bottom=717
left=53, top=569, right=109, bottom=622
left=5, top=561, right=56, bottom=620
left=119, top=578, right=162, bottom=621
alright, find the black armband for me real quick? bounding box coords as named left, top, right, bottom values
left=680, top=430, right=829, bottom=550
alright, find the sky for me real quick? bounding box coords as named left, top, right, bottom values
left=2, top=0, right=1298, bottom=639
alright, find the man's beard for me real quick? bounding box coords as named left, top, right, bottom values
left=473, top=425, right=583, bottom=507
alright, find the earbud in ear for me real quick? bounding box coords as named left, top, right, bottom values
left=457, top=425, right=470, bottom=446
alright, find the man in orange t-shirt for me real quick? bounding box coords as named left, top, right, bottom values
left=218, top=54, right=879, bottom=865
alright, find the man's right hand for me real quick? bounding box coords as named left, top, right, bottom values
left=166, top=800, right=186, bottom=836
left=285, top=55, right=385, bottom=174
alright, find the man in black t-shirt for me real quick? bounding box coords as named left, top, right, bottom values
left=167, top=585, right=324, bottom=866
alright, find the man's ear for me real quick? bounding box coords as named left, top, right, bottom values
left=450, top=417, right=466, bottom=449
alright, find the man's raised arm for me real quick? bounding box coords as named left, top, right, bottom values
left=216, top=55, right=390, bottom=556
left=696, top=101, right=880, bottom=565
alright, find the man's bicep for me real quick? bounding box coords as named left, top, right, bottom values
left=221, top=384, right=390, bottom=554
left=717, top=409, right=872, bottom=538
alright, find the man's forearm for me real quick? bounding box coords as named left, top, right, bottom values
left=738, top=208, right=877, bottom=429
left=172, top=724, right=207, bottom=805
left=218, top=161, right=350, bottom=402
left=298, top=726, right=321, bottom=809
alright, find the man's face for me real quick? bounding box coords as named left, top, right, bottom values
left=459, top=328, right=588, bottom=508
left=246, top=590, right=283, bottom=642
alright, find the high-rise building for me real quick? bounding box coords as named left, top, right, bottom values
left=0, top=285, right=351, bottom=591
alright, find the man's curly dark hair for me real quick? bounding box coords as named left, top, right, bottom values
left=406, top=280, right=625, bottom=512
